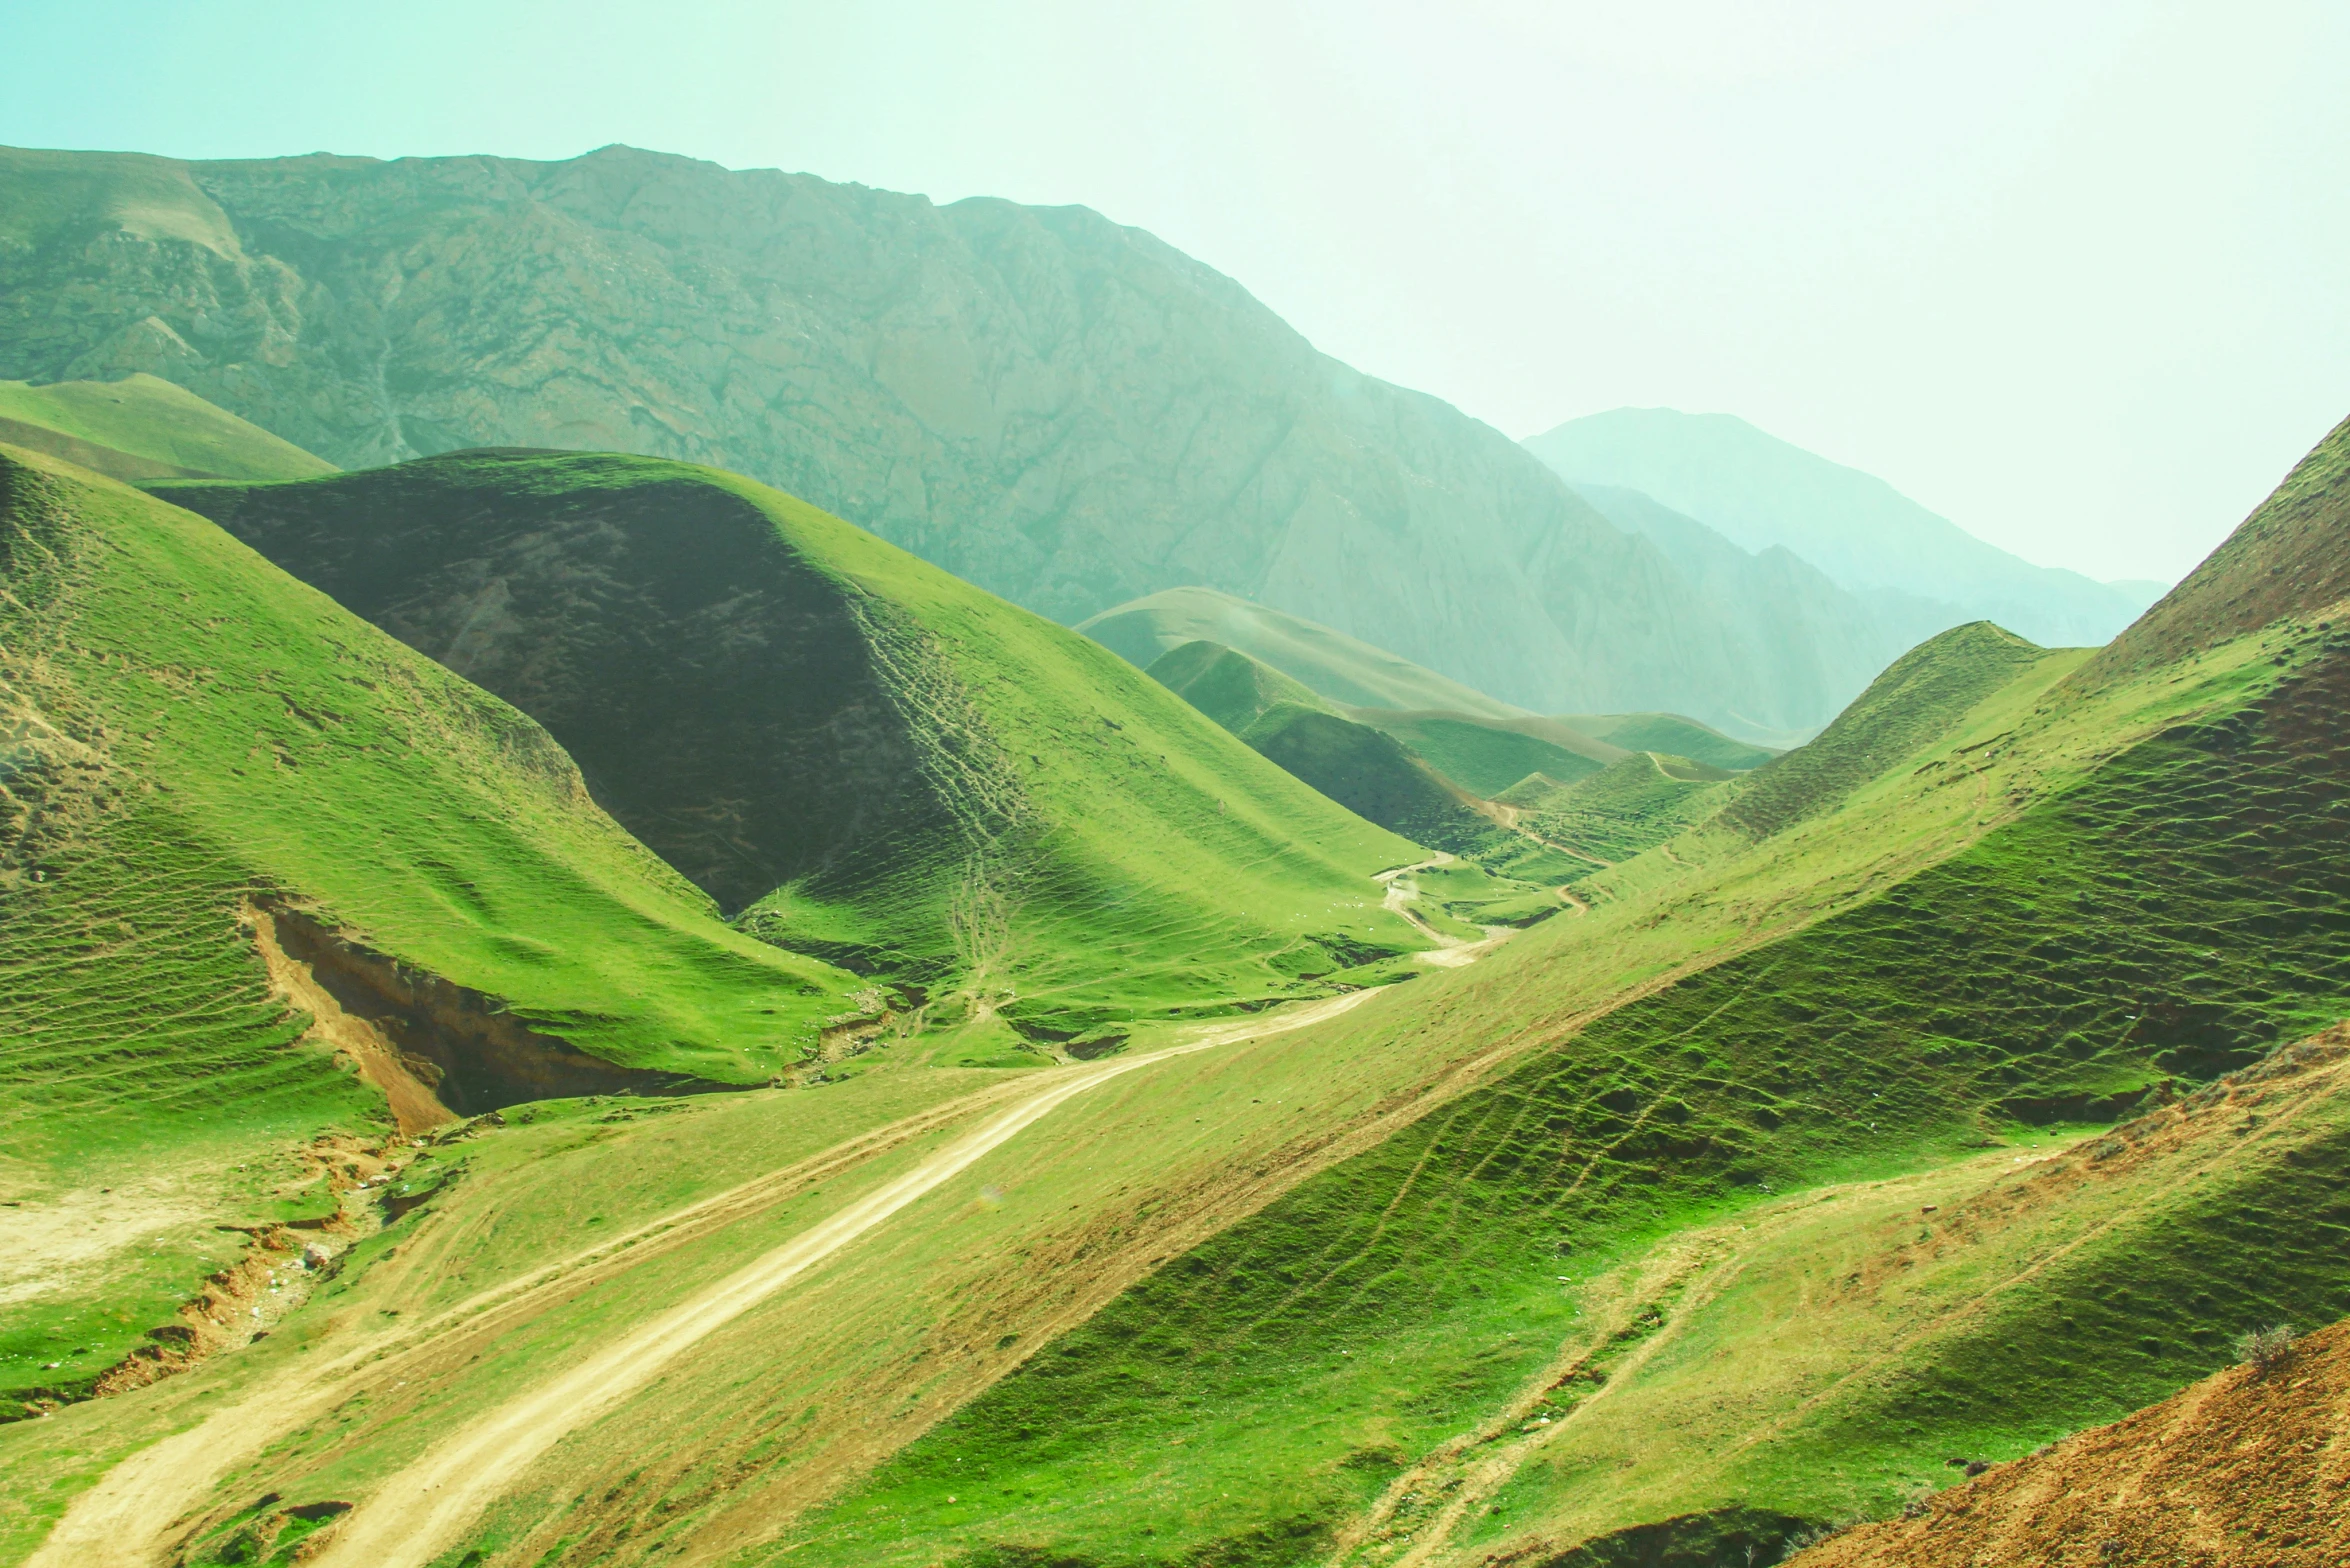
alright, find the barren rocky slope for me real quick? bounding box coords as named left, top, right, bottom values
left=10, top=142, right=1899, bottom=731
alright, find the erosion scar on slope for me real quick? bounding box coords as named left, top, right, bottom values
left=301, top=987, right=1383, bottom=1568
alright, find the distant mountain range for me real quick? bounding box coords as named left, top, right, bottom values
left=1525, top=408, right=2167, bottom=649
left=0, top=142, right=2130, bottom=738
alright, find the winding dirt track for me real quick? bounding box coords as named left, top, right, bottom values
left=27, top=990, right=1381, bottom=1568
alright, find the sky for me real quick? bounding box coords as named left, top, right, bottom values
left=3, top=0, right=2344, bottom=583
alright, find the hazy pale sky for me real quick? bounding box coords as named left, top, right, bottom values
left=4, top=0, right=2343, bottom=582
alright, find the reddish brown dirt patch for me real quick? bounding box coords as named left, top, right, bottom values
left=1795, top=1319, right=2350, bottom=1567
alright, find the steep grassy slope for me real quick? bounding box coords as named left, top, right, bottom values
left=1722, top=621, right=2053, bottom=840
left=1507, top=751, right=1735, bottom=872
left=1141, top=638, right=1331, bottom=733
left=1145, top=641, right=1580, bottom=885
left=1559, top=711, right=1779, bottom=772
left=1081, top=588, right=1528, bottom=718
left=156, top=456, right=1429, bottom=1033
left=0, top=143, right=1863, bottom=730
left=1794, top=1300, right=2350, bottom=1567
left=782, top=591, right=2350, bottom=1568
left=0, top=446, right=862, bottom=1410
left=0, top=374, right=334, bottom=483
left=1346, top=711, right=1621, bottom=798
left=1527, top=408, right=2151, bottom=646
left=2080, top=410, right=2350, bottom=682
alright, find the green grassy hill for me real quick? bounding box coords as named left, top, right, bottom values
left=1146, top=640, right=1581, bottom=888
left=0, top=444, right=864, bottom=1409
left=1508, top=751, right=1736, bottom=872
left=1346, top=710, right=1623, bottom=798
left=1081, top=586, right=1529, bottom=718
left=0, top=374, right=334, bottom=483
left=155, top=457, right=1431, bottom=1040
left=1557, top=710, right=1781, bottom=772
left=1722, top=621, right=2054, bottom=840
left=2077, top=411, right=2350, bottom=682
left=778, top=442, right=2350, bottom=1568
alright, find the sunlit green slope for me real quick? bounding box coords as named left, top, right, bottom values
left=785, top=425, right=2350, bottom=1568
left=1346, top=710, right=1622, bottom=797
left=0, top=445, right=863, bottom=1408
left=0, top=374, right=334, bottom=483
left=1079, top=585, right=1530, bottom=718
left=1146, top=640, right=1581, bottom=889
left=1557, top=710, right=1779, bottom=772
left=156, top=455, right=1430, bottom=1038
left=1507, top=750, right=1736, bottom=873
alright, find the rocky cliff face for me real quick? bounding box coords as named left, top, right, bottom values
left=4, top=142, right=1890, bottom=729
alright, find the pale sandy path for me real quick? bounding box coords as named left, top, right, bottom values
left=1378, top=856, right=1514, bottom=968
left=31, top=872, right=1472, bottom=1568
left=301, top=987, right=1380, bottom=1568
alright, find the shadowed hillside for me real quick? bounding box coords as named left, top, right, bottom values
left=157, top=455, right=1430, bottom=1032
left=1145, top=640, right=1575, bottom=884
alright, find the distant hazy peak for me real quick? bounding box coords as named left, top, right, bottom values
left=1524, top=406, right=2153, bottom=649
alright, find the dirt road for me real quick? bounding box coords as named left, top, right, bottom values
left=26, top=990, right=1382, bottom=1568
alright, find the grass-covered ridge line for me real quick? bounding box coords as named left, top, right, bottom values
left=783, top=627, right=2350, bottom=1568
left=1346, top=710, right=1617, bottom=798
left=1508, top=751, right=1734, bottom=874
left=0, top=446, right=862, bottom=1404
left=1078, top=585, right=1529, bottom=719
left=1723, top=621, right=2052, bottom=840
left=0, top=374, right=335, bottom=483
left=1146, top=639, right=1584, bottom=888
left=157, top=454, right=1430, bottom=1037
left=1559, top=710, right=1780, bottom=773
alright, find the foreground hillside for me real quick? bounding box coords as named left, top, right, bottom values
left=763, top=420, right=2350, bottom=1568
left=0, top=375, right=332, bottom=484
left=156, top=452, right=1430, bottom=1039
left=6, top=418, right=2344, bottom=1568
left=1796, top=1272, right=2350, bottom=1567
left=4, top=143, right=1912, bottom=732
left=0, top=445, right=862, bottom=1411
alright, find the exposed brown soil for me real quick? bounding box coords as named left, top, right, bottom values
left=1793, top=1317, right=2350, bottom=1568
left=248, top=900, right=743, bottom=1120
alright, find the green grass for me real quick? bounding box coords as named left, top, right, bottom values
left=1078, top=586, right=1528, bottom=719
left=155, top=454, right=1431, bottom=1038
left=2084, top=410, right=2350, bottom=681
left=0, top=375, right=334, bottom=483
left=1146, top=640, right=1584, bottom=888
left=777, top=622, right=2350, bottom=1568
left=1723, top=622, right=2054, bottom=840
left=0, top=446, right=864, bottom=1406
left=1512, top=752, right=1733, bottom=875
left=1347, top=712, right=1615, bottom=798
left=1144, top=639, right=1331, bottom=733
left=1558, top=712, right=1780, bottom=772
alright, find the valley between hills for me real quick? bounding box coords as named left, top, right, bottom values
left=1, top=154, right=2348, bottom=1568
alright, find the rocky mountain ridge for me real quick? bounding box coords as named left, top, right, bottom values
left=8, top=141, right=1950, bottom=732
